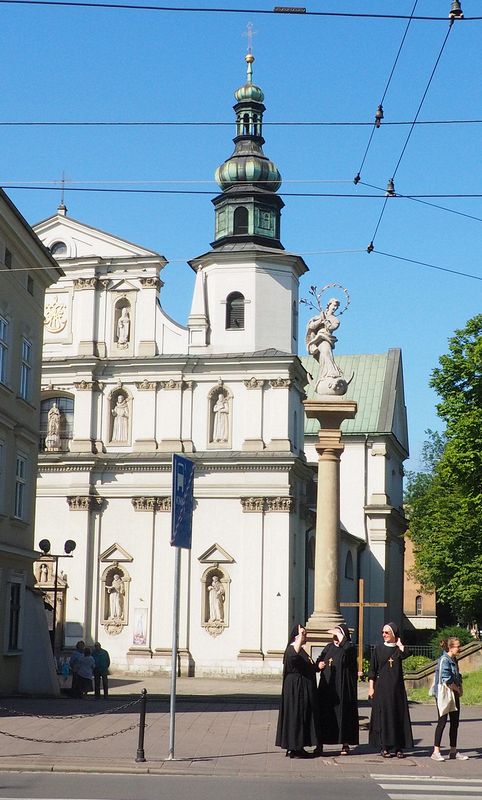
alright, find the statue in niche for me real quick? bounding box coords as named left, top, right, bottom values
left=45, top=402, right=61, bottom=451
left=111, top=394, right=129, bottom=442
left=208, top=575, right=225, bottom=622
left=117, top=307, right=130, bottom=347
left=212, top=392, right=229, bottom=443
left=106, top=573, right=125, bottom=619
left=302, top=284, right=353, bottom=397
left=39, top=563, right=49, bottom=583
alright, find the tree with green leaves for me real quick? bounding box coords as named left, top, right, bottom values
left=406, top=314, right=482, bottom=623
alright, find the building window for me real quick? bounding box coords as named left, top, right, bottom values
left=27, top=275, right=34, bottom=295
left=14, top=455, right=27, bottom=519
left=415, top=595, right=423, bottom=616
left=19, top=338, right=32, bottom=401
left=8, top=583, right=21, bottom=650
left=0, top=316, right=7, bottom=384
left=50, top=241, right=67, bottom=256
left=226, top=292, right=245, bottom=330
left=4, top=248, right=12, bottom=269
left=233, top=207, right=249, bottom=235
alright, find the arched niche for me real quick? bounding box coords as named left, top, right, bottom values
left=108, top=386, right=132, bottom=445
left=201, top=566, right=230, bottom=637
left=207, top=383, right=232, bottom=449
left=113, top=298, right=132, bottom=349
left=100, top=564, right=130, bottom=636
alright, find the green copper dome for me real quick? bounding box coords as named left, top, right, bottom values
left=211, top=53, right=284, bottom=250
left=215, top=151, right=281, bottom=191
left=215, top=53, right=282, bottom=192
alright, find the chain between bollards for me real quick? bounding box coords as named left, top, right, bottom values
left=135, top=688, right=147, bottom=762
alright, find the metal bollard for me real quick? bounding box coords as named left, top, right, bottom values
left=135, top=688, right=147, bottom=762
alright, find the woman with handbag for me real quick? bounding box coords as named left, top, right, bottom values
left=431, top=637, right=468, bottom=762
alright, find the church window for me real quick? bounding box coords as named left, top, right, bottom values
left=292, top=300, right=298, bottom=341
left=19, top=338, right=32, bottom=401
left=226, top=292, right=245, bottom=330
left=415, top=595, right=423, bottom=616
left=252, top=114, right=259, bottom=136
left=40, top=395, right=74, bottom=451
left=242, top=113, right=250, bottom=135
left=50, top=241, right=67, bottom=256
left=233, top=207, right=249, bottom=235
left=14, top=453, right=27, bottom=520
left=344, top=550, right=354, bottom=580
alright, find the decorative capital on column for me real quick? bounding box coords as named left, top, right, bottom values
left=244, top=377, right=265, bottom=390
left=135, top=379, right=158, bottom=391
left=240, top=497, right=265, bottom=513
left=266, top=496, right=295, bottom=513
left=67, top=495, right=104, bottom=511
left=73, top=277, right=98, bottom=290
left=139, top=276, right=163, bottom=290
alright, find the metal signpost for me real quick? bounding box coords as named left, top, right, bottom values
left=167, top=453, right=194, bottom=760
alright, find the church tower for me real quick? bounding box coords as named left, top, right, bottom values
left=188, top=54, right=307, bottom=354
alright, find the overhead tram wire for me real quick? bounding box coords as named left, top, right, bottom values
left=0, top=1, right=481, bottom=19
left=3, top=183, right=482, bottom=198
left=366, top=15, right=457, bottom=252
left=360, top=181, right=482, bottom=225
left=1, top=118, right=481, bottom=127
left=1, top=247, right=480, bottom=283
left=354, top=0, right=419, bottom=184
left=372, top=249, right=482, bottom=282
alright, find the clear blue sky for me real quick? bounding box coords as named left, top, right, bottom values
left=1, top=0, right=481, bottom=470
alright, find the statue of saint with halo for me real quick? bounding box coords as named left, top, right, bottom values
left=301, top=284, right=352, bottom=397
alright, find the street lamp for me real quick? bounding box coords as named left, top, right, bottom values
left=38, top=539, right=76, bottom=653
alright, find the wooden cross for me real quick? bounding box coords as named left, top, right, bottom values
left=340, top=578, right=387, bottom=674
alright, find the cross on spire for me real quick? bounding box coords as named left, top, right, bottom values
left=243, top=21, right=257, bottom=55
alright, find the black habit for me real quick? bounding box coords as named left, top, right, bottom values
left=317, top=640, right=359, bottom=744
left=275, top=644, right=321, bottom=751
left=368, top=644, right=413, bottom=751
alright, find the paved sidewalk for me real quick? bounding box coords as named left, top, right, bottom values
left=0, top=674, right=481, bottom=777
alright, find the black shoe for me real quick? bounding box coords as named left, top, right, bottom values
left=290, top=749, right=312, bottom=759
left=313, top=745, right=324, bottom=757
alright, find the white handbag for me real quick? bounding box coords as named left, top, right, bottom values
left=436, top=657, right=457, bottom=715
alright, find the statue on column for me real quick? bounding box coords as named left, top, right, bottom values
left=302, top=284, right=352, bottom=397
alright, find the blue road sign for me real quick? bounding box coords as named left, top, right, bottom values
left=170, top=454, right=194, bottom=549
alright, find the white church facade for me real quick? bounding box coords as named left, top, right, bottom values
left=33, top=55, right=408, bottom=675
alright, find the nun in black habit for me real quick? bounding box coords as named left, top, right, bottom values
left=315, top=624, right=359, bottom=755
left=368, top=622, right=413, bottom=758
left=275, top=623, right=321, bottom=758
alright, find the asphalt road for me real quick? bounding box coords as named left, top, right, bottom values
left=0, top=773, right=389, bottom=800
left=3, top=772, right=482, bottom=800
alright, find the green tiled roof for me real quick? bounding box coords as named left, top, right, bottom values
left=302, top=351, right=403, bottom=438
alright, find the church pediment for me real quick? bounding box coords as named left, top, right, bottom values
left=198, top=543, right=235, bottom=564
left=34, top=214, right=163, bottom=261
left=99, top=543, right=133, bottom=563
left=108, top=279, right=140, bottom=293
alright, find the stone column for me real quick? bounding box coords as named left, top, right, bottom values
left=303, top=398, right=357, bottom=649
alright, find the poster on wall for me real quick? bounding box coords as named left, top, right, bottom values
left=133, top=608, right=148, bottom=646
